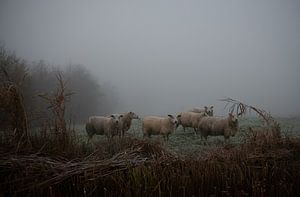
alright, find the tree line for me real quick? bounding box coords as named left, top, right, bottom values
left=0, top=45, right=119, bottom=126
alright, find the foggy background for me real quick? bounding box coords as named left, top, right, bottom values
left=1, top=0, right=300, bottom=117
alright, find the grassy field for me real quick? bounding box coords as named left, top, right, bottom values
left=75, top=116, right=300, bottom=155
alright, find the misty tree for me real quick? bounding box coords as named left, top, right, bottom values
left=24, top=60, right=57, bottom=124
left=1, top=45, right=119, bottom=125
left=28, top=62, right=119, bottom=123
left=0, top=45, right=28, bottom=87
left=0, top=45, right=30, bottom=133
left=98, top=81, right=120, bottom=114
left=64, top=64, right=104, bottom=122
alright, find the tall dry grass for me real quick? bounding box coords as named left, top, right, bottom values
left=1, top=125, right=299, bottom=196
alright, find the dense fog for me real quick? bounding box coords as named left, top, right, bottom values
left=1, top=0, right=300, bottom=117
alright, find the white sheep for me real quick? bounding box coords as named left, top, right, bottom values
left=189, top=106, right=214, bottom=116
left=177, top=111, right=207, bottom=133
left=86, top=114, right=122, bottom=140
left=190, top=112, right=208, bottom=131
left=197, top=113, right=239, bottom=141
left=143, top=114, right=180, bottom=141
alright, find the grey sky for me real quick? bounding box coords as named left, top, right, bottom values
left=1, top=0, right=300, bottom=117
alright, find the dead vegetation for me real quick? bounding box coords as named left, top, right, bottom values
left=1, top=132, right=299, bottom=196
left=221, top=97, right=281, bottom=140
left=0, top=66, right=29, bottom=148
left=0, top=71, right=299, bottom=196
left=38, top=73, right=74, bottom=149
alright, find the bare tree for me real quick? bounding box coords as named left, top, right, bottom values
left=39, top=73, right=73, bottom=140
left=221, top=97, right=281, bottom=138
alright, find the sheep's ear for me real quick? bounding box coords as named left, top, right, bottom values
left=110, top=115, right=115, bottom=118
left=177, top=114, right=181, bottom=118
left=129, top=111, right=133, bottom=114
left=228, top=113, right=233, bottom=117
left=168, top=114, right=174, bottom=119
left=120, top=115, right=123, bottom=118
left=204, top=106, right=208, bottom=110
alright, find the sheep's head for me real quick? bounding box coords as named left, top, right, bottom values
left=228, top=113, right=239, bottom=136
left=110, top=114, right=123, bottom=125
left=204, top=106, right=208, bottom=112
left=129, top=111, right=139, bottom=119
left=176, top=114, right=182, bottom=127
left=167, top=114, right=178, bottom=126
left=208, top=106, right=214, bottom=116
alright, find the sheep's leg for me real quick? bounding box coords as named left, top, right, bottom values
left=88, top=136, right=97, bottom=146
left=224, top=129, right=231, bottom=144
left=105, top=132, right=111, bottom=141
left=162, top=135, right=167, bottom=142
left=87, top=133, right=92, bottom=143
left=193, top=127, right=198, bottom=136
left=87, top=136, right=94, bottom=145
left=224, top=136, right=230, bottom=144
left=203, top=136, right=208, bottom=145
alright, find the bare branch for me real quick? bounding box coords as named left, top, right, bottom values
left=220, top=97, right=278, bottom=127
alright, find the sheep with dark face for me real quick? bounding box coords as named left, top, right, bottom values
left=197, top=113, right=239, bottom=141
left=86, top=114, right=123, bottom=140
left=143, top=114, right=179, bottom=141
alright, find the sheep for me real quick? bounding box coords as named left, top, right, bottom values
left=143, top=114, right=180, bottom=141
left=190, top=112, right=208, bottom=131
left=118, top=111, right=139, bottom=137
left=176, top=112, right=193, bottom=132
left=189, top=106, right=214, bottom=116
left=197, top=113, right=239, bottom=141
left=86, top=114, right=123, bottom=140
left=177, top=111, right=207, bottom=133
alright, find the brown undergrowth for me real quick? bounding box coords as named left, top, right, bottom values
left=0, top=127, right=299, bottom=196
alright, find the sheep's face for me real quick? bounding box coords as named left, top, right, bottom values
left=208, top=106, right=214, bottom=116
left=167, top=114, right=178, bottom=125
left=129, top=111, right=139, bottom=119
left=228, top=113, right=239, bottom=136
left=176, top=114, right=182, bottom=127
left=110, top=114, right=123, bottom=125
left=204, top=106, right=208, bottom=113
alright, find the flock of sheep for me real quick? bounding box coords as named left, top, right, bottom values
left=85, top=106, right=239, bottom=142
